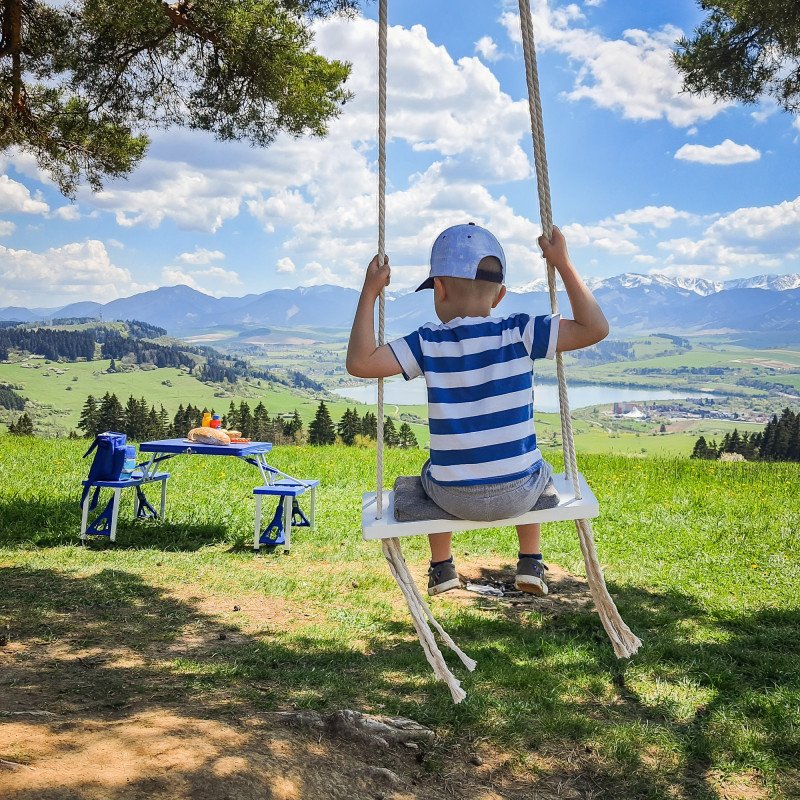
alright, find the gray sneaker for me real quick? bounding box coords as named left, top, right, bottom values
left=515, top=557, right=549, bottom=596
left=427, top=559, right=461, bottom=596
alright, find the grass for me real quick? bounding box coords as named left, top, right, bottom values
left=0, top=358, right=429, bottom=442
left=1, top=437, right=798, bottom=798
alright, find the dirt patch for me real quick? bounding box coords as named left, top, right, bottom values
left=448, top=557, right=593, bottom=616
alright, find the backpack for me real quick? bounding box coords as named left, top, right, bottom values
left=80, top=432, right=128, bottom=510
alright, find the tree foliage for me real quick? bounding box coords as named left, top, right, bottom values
left=674, top=1, right=800, bottom=112
left=690, top=407, right=800, bottom=461
left=0, top=0, right=355, bottom=195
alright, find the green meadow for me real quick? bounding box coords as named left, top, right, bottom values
left=1, top=437, right=798, bottom=798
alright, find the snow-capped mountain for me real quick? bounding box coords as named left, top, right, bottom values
left=1, top=273, right=798, bottom=336
left=514, top=272, right=800, bottom=296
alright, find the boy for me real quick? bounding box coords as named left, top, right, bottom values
left=346, top=223, right=608, bottom=597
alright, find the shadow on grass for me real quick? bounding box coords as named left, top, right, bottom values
left=0, top=494, right=249, bottom=552
left=0, top=565, right=798, bottom=799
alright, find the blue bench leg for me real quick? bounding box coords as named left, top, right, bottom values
left=160, top=480, right=167, bottom=519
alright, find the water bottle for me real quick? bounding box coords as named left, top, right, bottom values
left=121, top=445, right=137, bottom=479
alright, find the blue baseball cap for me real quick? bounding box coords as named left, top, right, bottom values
left=415, top=222, right=507, bottom=291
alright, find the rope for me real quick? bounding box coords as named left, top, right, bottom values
left=518, top=0, right=640, bottom=658
left=376, top=0, right=387, bottom=519
left=374, top=1, right=475, bottom=699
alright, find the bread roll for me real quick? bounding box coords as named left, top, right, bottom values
left=187, top=427, right=231, bottom=445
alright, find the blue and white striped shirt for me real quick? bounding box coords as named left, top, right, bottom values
left=389, top=313, right=560, bottom=486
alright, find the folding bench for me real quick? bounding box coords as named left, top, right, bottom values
left=253, top=478, right=319, bottom=552
left=80, top=472, right=170, bottom=543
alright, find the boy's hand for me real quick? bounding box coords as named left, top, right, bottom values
left=537, top=226, right=571, bottom=271
left=363, top=254, right=390, bottom=299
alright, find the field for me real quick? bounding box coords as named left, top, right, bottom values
left=0, top=358, right=429, bottom=443
left=1, top=438, right=798, bottom=799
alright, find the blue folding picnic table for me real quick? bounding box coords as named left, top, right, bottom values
left=136, top=438, right=318, bottom=551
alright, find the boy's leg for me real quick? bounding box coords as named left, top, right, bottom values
left=429, top=532, right=452, bottom=562
left=427, top=532, right=460, bottom=596
left=515, top=523, right=548, bottom=596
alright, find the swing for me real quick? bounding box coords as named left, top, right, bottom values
left=361, top=0, right=641, bottom=703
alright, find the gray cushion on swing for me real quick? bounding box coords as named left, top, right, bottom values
left=392, top=475, right=560, bottom=522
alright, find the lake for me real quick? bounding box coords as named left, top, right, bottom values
left=334, top=379, right=711, bottom=412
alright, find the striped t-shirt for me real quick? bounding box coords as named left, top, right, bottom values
left=388, top=313, right=560, bottom=486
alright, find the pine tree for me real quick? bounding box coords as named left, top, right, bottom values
left=238, top=401, right=253, bottom=438
left=361, top=411, right=377, bottom=440
left=337, top=408, right=361, bottom=446
left=398, top=422, right=418, bottom=449
left=774, top=408, right=794, bottom=460
left=383, top=417, right=400, bottom=447
left=253, top=402, right=270, bottom=442
left=123, top=395, right=149, bottom=440
left=0, top=1, right=354, bottom=197
left=9, top=412, right=34, bottom=436
left=78, top=394, right=99, bottom=437
left=308, top=401, right=336, bottom=445
left=97, top=392, right=124, bottom=432
left=760, top=414, right=779, bottom=460
left=283, top=410, right=304, bottom=442
left=158, top=405, right=170, bottom=437
left=691, top=436, right=708, bottom=459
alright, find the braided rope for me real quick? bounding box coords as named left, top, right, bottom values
left=374, top=2, right=476, bottom=701
left=376, top=0, right=387, bottom=519
left=517, top=0, right=640, bottom=658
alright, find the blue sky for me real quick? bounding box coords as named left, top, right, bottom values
left=1, top=0, right=799, bottom=307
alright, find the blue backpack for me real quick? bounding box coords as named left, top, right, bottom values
left=80, top=432, right=128, bottom=510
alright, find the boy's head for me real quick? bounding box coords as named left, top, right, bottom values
left=417, top=223, right=507, bottom=319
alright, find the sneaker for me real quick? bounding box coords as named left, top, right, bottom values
left=427, top=559, right=461, bottom=596
left=515, top=557, right=549, bottom=596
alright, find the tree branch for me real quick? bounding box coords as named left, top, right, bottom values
left=161, top=1, right=218, bottom=44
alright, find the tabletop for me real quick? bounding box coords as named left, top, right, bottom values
left=138, top=438, right=273, bottom=457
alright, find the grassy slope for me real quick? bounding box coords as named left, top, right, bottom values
left=0, top=438, right=798, bottom=798
left=0, top=359, right=429, bottom=443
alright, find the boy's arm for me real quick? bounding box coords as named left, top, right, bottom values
left=538, top=227, right=609, bottom=352
left=346, top=254, right=404, bottom=379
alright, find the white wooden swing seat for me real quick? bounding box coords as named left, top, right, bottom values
left=361, top=472, right=598, bottom=540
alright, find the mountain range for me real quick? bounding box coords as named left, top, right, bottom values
left=2, top=272, right=799, bottom=337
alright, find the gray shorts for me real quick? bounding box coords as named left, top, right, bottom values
left=420, top=458, right=554, bottom=522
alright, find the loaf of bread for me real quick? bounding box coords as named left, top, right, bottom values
left=187, top=427, right=231, bottom=445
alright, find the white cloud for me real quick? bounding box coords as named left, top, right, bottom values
left=0, top=220, right=15, bottom=236
left=584, top=0, right=603, bottom=6
left=301, top=261, right=338, bottom=286
left=52, top=204, right=80, bottom=221
left=0, top=174, right=49, bottom=214
left=674, top=139, right=761, bottom=165
left=276, top=257, right=296, bottom=274
left=613, top=205, right=694, bottom=228
left=793, top=117, right=800, bottom=133
left=475, top=36, right=501, bottom=62
left=67, top=15, right=534, bottom=244
left=161, top=265, right=242, bottom=296
left=177, top=247, right=225, bottom=265
left=686, top=126, right=698, bottom=136
left=751, top=105, right=777, bottom=124
left=501, top=4, right=729, bottom=127
left=656, top=196, right=800, bottom=279
left=0, top=240, right=150, bottom=305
